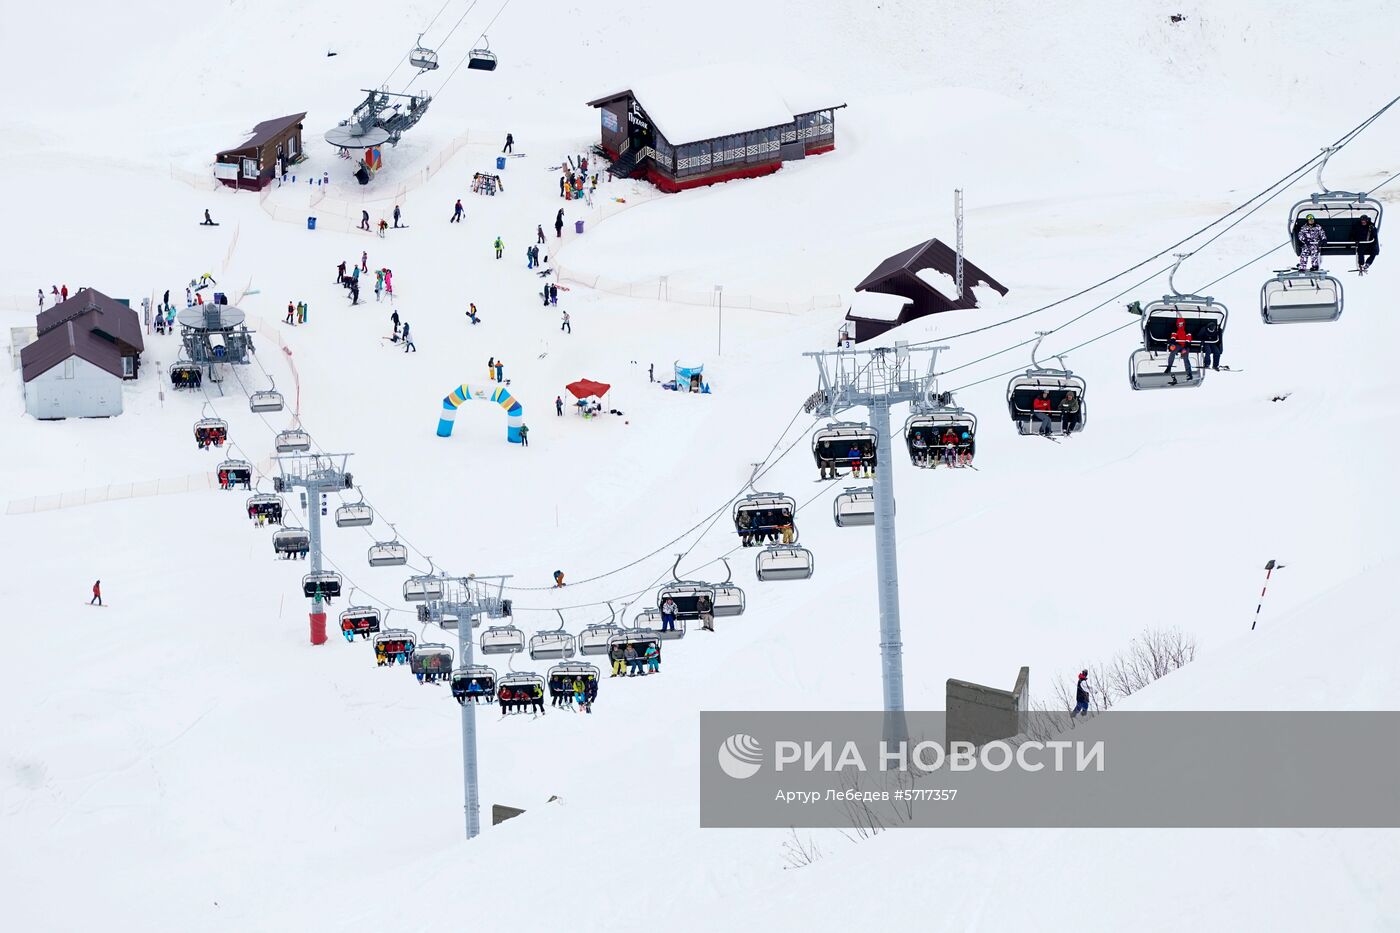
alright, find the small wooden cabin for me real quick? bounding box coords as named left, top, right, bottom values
left=216, top=112, right=307, bottom=190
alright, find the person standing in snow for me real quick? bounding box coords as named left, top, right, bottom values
left=487, top=356, right=495, bottom=381
left=451, top=199, right=464, bottom=223
left=555, top=395, right=564, bottom=416
left=537, top=224, right=546, bottom=245
left=1293, top=213, right=1327, bottom=272
left=560, top=310, right=571, bottom=333
left=90, top=580, right=102, bottom=606
left=466, top=303, right=480, bottom=325
left=495, top=360, right=504, bottom=382
left=393, top=204, right=402, bottom=228
left=558, top=175, right=567, bottom=198
left=391, top=309, right=400, bottom=337
left=1071, top=670, right=1091, bottom=718
left=549, top=283, right=558, bottom=306
left=554, top=208, right=565, bottom=238
left=494, top=236, right=503, bottom=259
left=401, top=321, right=415, bottom=352
left=37, top=288, right=45, bottom=310
left=519, top=424, right=529, bottom=447
left=374, top=270, right=383, bottom=302
left=502, top=132, right=514, bottom=153
left=336, top=260, right=347, bottom=283
left=648, top=363, right=654, bottom=383
left=361, top=251, right=368, bottom=272
left=286, top=301, right=296, bottom=325
left=360, top=210, right=371, bottom=232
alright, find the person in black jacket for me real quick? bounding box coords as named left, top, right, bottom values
left=1072, top=670, right=1091, bottom=718
left=1353, top=215, right=1378, bottom=274
left=1199, top=319, right=1222, bottom=371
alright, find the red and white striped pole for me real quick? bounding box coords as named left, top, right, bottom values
left=1252, top=559, right=1281, bottom=630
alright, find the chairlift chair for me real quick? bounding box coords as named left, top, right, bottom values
left=170, top=362, right=202, bottom=390
left=904, top=407, right=977, bottom=468
left=658, top=581, right=716, bottom=621
left=302, top=571, right=343, bottom=600
left=712, top=583, right=746, bottom=617
left=1140, top=296, right=1228, bottom=353
left=339, top=606, right=382, bottom=641
left=1128, top=348, right=1206, bottom=391
left=733, top=492, right=799, bottom=546
left=245, top=492, right=284, bottom=523
left=216, top=459, right=253, bottom=488
left=578, top=622, right=624, bottom=655
left=194, top=417, right=228, bottom=448
left=608, top=628, right=662, bottom=655
left=373, top=629, right=417, bottom=666
left=480, top=624, right=526, bottom=655
left=410, top=643, right=455, bottom=682
left=548, top=662, right=600, bottom=689
left=497, top=672, right=545, bottom=704
left=467, top=38, right=498, bottom=71
left=1289, top=194, right=1383, bottom=257
left=637, top=605, right=684, bottom=641
left=811, top=421, right=878, bottom=479
left=274, top=428, right=312, bottom=453
left=1260, top=270, right=1344, bottom=324
left=368, top=541, right=409, bottom=567
left=249, top=389, right=285, bottom=413
left=335, top=500, right=374, bottom=528
left=528, top=629, right=577, bottom=660
left=402, top=576, right=445, bottom=602
left=409, top=36, right=440, bottom=71
left=833, top=486, right=880, bottom=527
left=272, top=526, right=309, bottom=556
left=451, top=664, right=498, bottom=703
left=1006, top=370, right=1087, bottom=436
left=755, top=546, right=815, bottom=581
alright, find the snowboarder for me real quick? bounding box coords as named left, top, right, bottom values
left=336, top=260, right=347, bottom=283
left=90, top=580, right=102, bottom=606
left=202, top=209, right=216, bottom=226
left=360, top=210, right=371, bottom=231
left=1071, top=670, right=1091, bottom=717
left=537, top=224, right=546, bottom=245
left=467, top=302, right=480, bottom=325
left=553, top=570, right=565, bottom=587
left=1199, top=319, right=1222, bottom=371
left=1294, top=213, right=1326, bottom=272
left=519, top=424, right=529, bottom=447
left=494, top=236, right=503, bottom=259
left=286, top=301, right=296, bottom=325
left=487, top=356, right=495, bottom=381
left=393, top=205, right=402, bottom=228
left=560, top=310, right=571, bottom=333
left=401, top=321, right=415, bottom=352
left=495, top=360, right=504, bottom=382
left=391, top=309, right=400, bottom=337
left=451, top=199, right=464, bottom=223
left=502, top=133, right=514, bottom=153
left=1163, top=318, right=1194, bottom=384
left=554, top=209, right=565, bottom=238
left=1354, top=215, right=1378, bottom=274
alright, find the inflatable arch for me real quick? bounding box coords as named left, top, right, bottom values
left=436, top=384, right=523, bottom=443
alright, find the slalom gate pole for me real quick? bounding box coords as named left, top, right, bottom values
left=1252, top=559, right=1279, bottom=631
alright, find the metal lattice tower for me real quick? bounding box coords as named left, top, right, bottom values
left=804, top=342, right=947, bottom=741
left=414, top=573, right=512, bottom=839
left=272, top=453, right=354, bottom=644
left=954, top=188, right=965, bottom=298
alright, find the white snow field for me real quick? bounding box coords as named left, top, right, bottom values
left=4, top=0, right=1400, bottom=929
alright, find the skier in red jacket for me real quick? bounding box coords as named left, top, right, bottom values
left=90, top=580, right=102, bottom=606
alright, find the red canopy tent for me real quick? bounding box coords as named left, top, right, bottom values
left=566, top=378, right=611, bottom=399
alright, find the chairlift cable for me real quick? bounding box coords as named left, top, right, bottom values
left=434, top=0, right=514, bottom=97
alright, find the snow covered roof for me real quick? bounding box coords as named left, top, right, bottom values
left=588, top=65, right=844, bottom=145
left=847, top=290, right=910, bottom=322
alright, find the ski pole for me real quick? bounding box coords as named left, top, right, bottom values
left=1252, top=559, right=1281, bottom=630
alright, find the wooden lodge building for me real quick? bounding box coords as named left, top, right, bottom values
left=587, top=66, right=845, bottom=192
left=215, top=112, right=307, bottom=190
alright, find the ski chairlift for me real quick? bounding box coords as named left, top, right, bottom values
left=373, top=629, right=417, bottom=666
left=170, top=362, right=202, bottom=390
left=245, top=492, right=284, bottom=523
left=904, top=405, right=977, bottom=468
left=467, top=37, right=498, bottom=71
left=410, top=642, right=455, bottom=683
left=637, top=604, right=684, bottom=641
left=302, top=571, right=343, bottom=600
left=755, top=545, right=814, bottom=582
left=833, top=486, right=880, bottom=527
left=216, top=459, right=254, bottom=489
left=451, top=664, right=498, bottom=704
left=496, top=672, right=545, bottom=707
left=249, top=388, right=285, bottom=413
left=548, top=661, right=601, bottom=703
left=274, top=428, right=312, bottom=453
left=1288, top=150, right=1382, bottom=258
left=272, top=526, right=309, bottom=556
left=579, top=622, right=624, bottom=655
left=409, top=35, right=440, bottom=71
left=528, top=612, right=577, bottom=660
left=368, top=540, right=409, bottom=567
left=480, top=624, right=526, bottom=655
left=709, top=558, right=746, bottom=618
left=608, top=627, right=662, bottom=657
left=1128, top=348, right=1205, bottom=390
left=812, top=421, right=878, bottom=480
left=1006, top=334, right=1086, bottom=437
left=658, top=581, right=716, bottom=622
left=339, top=606, right=382, bottom=641
left=335, top=497, right=374, bottom=528
left=1260, top=270, right=1344, bottom=324
left=194, top=416, right=228, bottom=449
left=402, top=575, right=444, bottom=602
left=733, top=492, right=798, bottom=547
left=1139, top=296, right=1228, bottom=354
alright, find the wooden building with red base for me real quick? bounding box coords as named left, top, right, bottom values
left=587, top=66, right=844, bottom=193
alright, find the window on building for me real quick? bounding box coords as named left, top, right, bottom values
left=287, top=134, right=299, bottom=158
left=122, top=355, right=135, bottom=378
left=61, top=358, right=75, bottom=380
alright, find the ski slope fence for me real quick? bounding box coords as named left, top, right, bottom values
left=5, top=457, right=276, bottom=515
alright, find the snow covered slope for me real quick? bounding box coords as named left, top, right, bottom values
left=3, top=0, right=1398, bottom=930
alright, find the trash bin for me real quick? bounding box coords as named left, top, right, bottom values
left=307, top=216, right=317, bottom=230
left=496, top=156, right=507, bottom=170
left=574, top=219, right=585, bottom=234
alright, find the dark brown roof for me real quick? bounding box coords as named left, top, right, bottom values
left=855, top=238, right=1008, bottom=300
left=218, top=112, right=307, bottom=157
left=36, top=289, right=144, bottom=354
left=21, top=319, right=125, bottom=382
